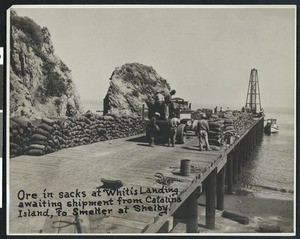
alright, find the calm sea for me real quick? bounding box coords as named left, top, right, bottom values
left=238, top=106, right=295, bottom=195
left=81, top=100, right=103, bottom=113
left=82, top=100, right=295, bottom=194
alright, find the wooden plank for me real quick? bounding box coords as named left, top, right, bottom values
left=58, top=215, right=76, bottom=234
left=111, top=205, right=156, bottom=224
left=42, top=216, right=60, bottom=233
left=10, top=169, right=41, bottom=176
left=10, top=170, right=33, bottom=176
left=89, top=214, right=109, bottom=233
left=79, top=215, right=91, bottom=233
left=13, top=158, right=60, bottom=167
left=100, top=216, right=147, bottom=230
left=157, top=217, right=173, bottom=233
left=90, top=215, right=147, bottom=233
left=10, top=162, right=57, bottom=173
left=103, top=223, right=142, bottom=234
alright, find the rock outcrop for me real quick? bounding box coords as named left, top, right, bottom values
left=10, top=10, right=82, bottom=119
left=103, top=63, right=171, bottom=117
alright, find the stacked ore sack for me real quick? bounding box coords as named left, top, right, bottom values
left=192, top=108, right=213, bottom=120
left=207, top=120, right=224, bottom=151
left=233, top=112, right=255, bottom=136
left=10, top=118, right=35, bottom=157
left=24, top=112, right=146, bottom=156
left=223, top=119, right=235, bottom=145
left=27, top=117, right=57, bottom=156
left=206, top=111, right=256, bottom=150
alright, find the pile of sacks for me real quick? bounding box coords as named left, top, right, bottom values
left=233, top=113, right=255, bottom=135
left=10, top=113, right=146, bottom=157
left=27, top=117, right=59, bottom=156
left=223, top=119, right=235, bottom=145
left=222, top=111, right=255, bottom=144
left=192, top=108, right=213, bottom=120
left=10, top=118, right=35, bottom=157
left=206, top=111, right=256, bottom=150
left=207, top=120, right=224, bottom=150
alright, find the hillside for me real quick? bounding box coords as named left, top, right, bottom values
left=10, top=9, right=82, bottom=119
left=103, top=63, right=171, bottom=117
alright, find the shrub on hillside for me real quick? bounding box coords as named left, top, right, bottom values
left=11, top=14, right=44, bottom=50
left=132, top=89, right=139, bottom=97
left=45, top=72, right=68, bottom=97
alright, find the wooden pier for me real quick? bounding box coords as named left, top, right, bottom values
left=10, top=116, right=264, bottom=234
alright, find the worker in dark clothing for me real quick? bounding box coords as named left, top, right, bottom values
left=164, top=89, right=176, bottom=120
left=146, top=115, right=160, bottom=147
left=196, top=113, right=211, bottom=151
left=214, top=106, right=218, bottom=114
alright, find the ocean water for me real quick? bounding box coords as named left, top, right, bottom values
left=238, top=106, right=295, bottom=194
left=82, top=100, right=295, bottom=194
left=81, top=100, right=103, bottom=113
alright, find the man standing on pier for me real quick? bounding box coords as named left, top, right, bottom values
left=197, top=113, right=211, bottom=151
left=164, top=89, right=176, bottom=119
left=167, top=114, right=180, bottom=147
left=146, top=115, right=160, bottom=147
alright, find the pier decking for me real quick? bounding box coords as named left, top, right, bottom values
left=9, top=116, right=264, bottom=234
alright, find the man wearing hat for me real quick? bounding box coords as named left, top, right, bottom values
left=196, top=113, right=211, bottom=151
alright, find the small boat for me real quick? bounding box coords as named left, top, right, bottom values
left=264, top=118, right=279, bottom=133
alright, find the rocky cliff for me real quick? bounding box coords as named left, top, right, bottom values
left=103, top=63, right=171, bottom=117
left=10, top=10, right=82, bottom=119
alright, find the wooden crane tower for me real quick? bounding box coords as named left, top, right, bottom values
left=245, top=69, right=262, bottom=114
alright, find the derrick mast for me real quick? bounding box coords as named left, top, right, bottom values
left=245, top=69, right=261, bottom=114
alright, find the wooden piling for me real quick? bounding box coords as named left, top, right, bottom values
left=206, top=169, right=216, bottom=230
left=216, top=166, right=225, bottom=210
left=248, top=133, right=252, bottom=157
left=186, top=189, right=199, bottom=233
left=250, top=129, right=254, bottom=150
left=245, top=137, right=248, bottom=160
left=241, top=139, right=244, bottom=165
left=233, top=148, right=239, bottom=183
left=244, top=136, right=247, bottom=158
left=254, top=125, right=256, bottom=147
left=250, top=129, right=253, bottom=150
left=173, top=187, right=200, bottom=233
left=238, top=143, right=242, bottom=174
left=256, top=121, right=260, bottom=143
left=254, top=126, right=257, bottom=146
left=226, top=152, right=233, bottom=194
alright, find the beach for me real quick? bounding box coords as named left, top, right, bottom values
left=172, top=185, right=294, bottom=234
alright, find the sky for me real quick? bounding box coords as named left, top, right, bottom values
left=12, top=6, right=295, bottom=110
